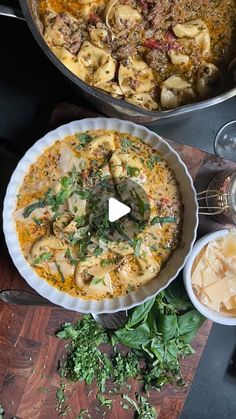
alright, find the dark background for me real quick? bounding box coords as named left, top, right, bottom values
left=0, top=2, right=236, bottom=418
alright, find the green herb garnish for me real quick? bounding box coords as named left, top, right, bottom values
left=123, top=394, right=157, bottom=419
left=65, top=248, right=78, bottom=266
left=93, top=246, right=104, bottom=257
left=33, top=252, right=52, bottom=265
left=133, top=238, right=142, bottom=257
left=147, top=155, right=161, bottom=169
left=96, top=393, right=112, bottom=408
left=55, top=262, right=65, bottom=283
left=151, top=216, right=176, bottom=225
left=127, top=166, right=140, bottom=177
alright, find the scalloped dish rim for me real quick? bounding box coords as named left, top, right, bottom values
left=3, top=118, right=198, bottom=313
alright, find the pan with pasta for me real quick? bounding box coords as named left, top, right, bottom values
left=37, top=0, right=236, bottom=111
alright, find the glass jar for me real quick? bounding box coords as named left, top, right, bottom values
left=206, top=170, right=236, bottom=225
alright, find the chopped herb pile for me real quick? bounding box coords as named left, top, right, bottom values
left=56, top=281, right=204, bottom=416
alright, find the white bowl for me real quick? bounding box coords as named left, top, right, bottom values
left=183, top=229, right=236, bottom=326
left=3, top=118, right=198, bottom=313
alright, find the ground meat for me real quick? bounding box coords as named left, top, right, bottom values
left=49, top=12, right=82, bottom=55
left=115, top=44, right=137, bottom=59
left=146, top=49, right=169, bottom=72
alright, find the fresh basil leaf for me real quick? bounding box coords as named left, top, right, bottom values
left=158, top=314, right=177, bottom=341
left=114, top=323, right=152, bottom=349
left=146, top=312, right=158, bottom=333
left=151, top=216, right=176, bottom=225
left=23, top=200, right=45, bottom=218
left=164, top=279, right=193, bottom=310
left=134, top=190, right=145, bottom=218
left=133, top=238, right=142, bottom=257
left=126, top=298, right=155, bottom=328
left=150, top=338, right=165, bottom=363
left=178, top=310, right=205, bottom=338
left=166, top=339, right=178, bottom=359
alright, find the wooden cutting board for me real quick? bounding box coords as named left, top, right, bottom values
left=0, top=103, right=235, bottom=419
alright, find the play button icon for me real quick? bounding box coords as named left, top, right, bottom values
left=108, top=198, right=131, bottom=222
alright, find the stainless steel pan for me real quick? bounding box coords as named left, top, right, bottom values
left=1, top=1, right=236, bottom=123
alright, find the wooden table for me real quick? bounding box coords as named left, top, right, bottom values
left=0, top=104, right=235, bottom=419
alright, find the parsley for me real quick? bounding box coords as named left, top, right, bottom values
left=123, top=394, right=157, bottom=419
left=127, top=166, right=140, bottom=177
left=96, top=393, right=112, bottom=408
left=33, top=252, right=52, bottom=265
left=0, top=404, right=4, bottom=419
left=151, top=216, right=176, bottom=225
left=121, top=138, right=133, bottom=150
left=76, top=409, right=91, bottom=419
left=147, top=155, right=161, bottom=169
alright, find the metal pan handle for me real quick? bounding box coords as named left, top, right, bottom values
left=0, top=4, right=25, bottom=20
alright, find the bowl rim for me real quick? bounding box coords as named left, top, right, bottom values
left=3, top=117, right=198, bottom=313
left=183, top=228, right=236, bottom=325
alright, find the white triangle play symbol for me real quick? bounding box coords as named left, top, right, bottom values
left=108, top=198, right=131, bottom=222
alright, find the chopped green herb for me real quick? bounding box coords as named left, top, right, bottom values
left=96, top=393, right=112, bottom=408
left=93, top=246, right=104, bottom=257
left=123, top=394, right=157, bottom=419
left=147, top=155, right=161, bottom=169
left=55, top=262, right=65, bottom=283
left=121, top=138, right=133, bottom=150
left=77, top=133, right=92, bottom=148
left=76, top=190, right=91, bottom=200
left=76, top=409, right=91, bottom=419
left=32, top=217, right=43, bottom=225
left=134, top=191, right=145, bottom=218
left=23, top=200, right=45, bottom=218
left=133, top=238, right=142, bottom=257
left=74, top=215, right=86, bottom=227
left=91, top=277, right=105, bottom=285
left=100, top=258, right=120, bottom=268
left=151, top=216, right=176, bottom=225
left=127, top=166, right=140, bottom=177
left=65, top=248, right=78, bottom=266
left=33, top=252, right=52, bottom=265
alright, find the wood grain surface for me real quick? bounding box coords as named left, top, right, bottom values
left=0, top=103, right=235, bottom=419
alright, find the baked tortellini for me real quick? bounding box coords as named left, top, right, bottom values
left=39, top=0, right=236, bottom=111
left=15, top=129, right=182, bottom=300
